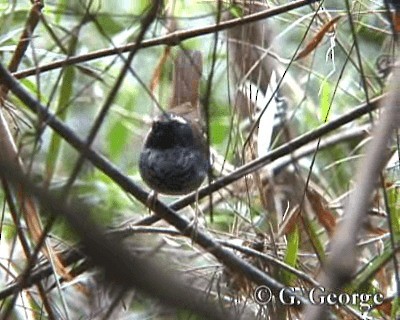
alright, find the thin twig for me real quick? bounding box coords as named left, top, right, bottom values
left=13, top=0, right=319, bottom=80
left=63, top=1, right=161, bottom=193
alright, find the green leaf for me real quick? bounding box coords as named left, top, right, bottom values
left=211, top=116, right=229, bottom=144
left=350, top=240, right=393, bottom=291
left=96, top=14, right=124, bottom=36
left=320, top=79, right=332, bottom=123
left=392, top=297, right=400, bottom=319
left=229, top=5, right=243, bottom=18
left=389, top=186, right=400, bottom=243
left=280, top=225, right=299, bottom=285
left=303, top=214, right=326, bottom=263
left=45, top=31, right=79, bottom=184
left=107, top=118, right=129, bottom=161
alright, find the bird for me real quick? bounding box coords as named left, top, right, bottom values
left=139, top=112, right=208, bottom=195
left=139, top=50, right=208, bottom=195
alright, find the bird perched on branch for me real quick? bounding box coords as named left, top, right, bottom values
left=139, top=50, right=208, bottom=195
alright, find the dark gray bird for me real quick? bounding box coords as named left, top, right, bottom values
left=139, top=112, right=207, bottom=195
left=139, top=50, right=208, bottom=195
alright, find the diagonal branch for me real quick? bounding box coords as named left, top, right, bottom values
left=0, top=62, right=308, bottom=305
left=63, top=0, right=161, bottom=193
left=0, top=157, right=231, bottom=320
left=304, top=62, right=400, bottom=319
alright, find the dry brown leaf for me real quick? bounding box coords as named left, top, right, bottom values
left=364, top=222, right=388, bottom=236
left=295, top=16, right=341, bottom=61
left=149, top=46, right=171, bottom=94
left=375, top=266, right=389, bottom=293
left=374, top=297, right=392, bottom=316
left=0, top=107, right=73, bottom=284
left=306, top=188, right=336, bottom=236
left=278, top=207, right=301, bottom=236
left=18, top=187, right=74, bottom=281
left=392, top=11, right=400, bottom=33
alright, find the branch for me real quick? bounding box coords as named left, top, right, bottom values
left=0, top=158, right=231, bottom=320
left=0, top=62, right=307, bottom=305
left=13, top=0, right=319, bottom=79
left=304, top=62, right=400, bottom=319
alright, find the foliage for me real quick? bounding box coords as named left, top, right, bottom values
left=0, top=0, right=399, bottom=319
